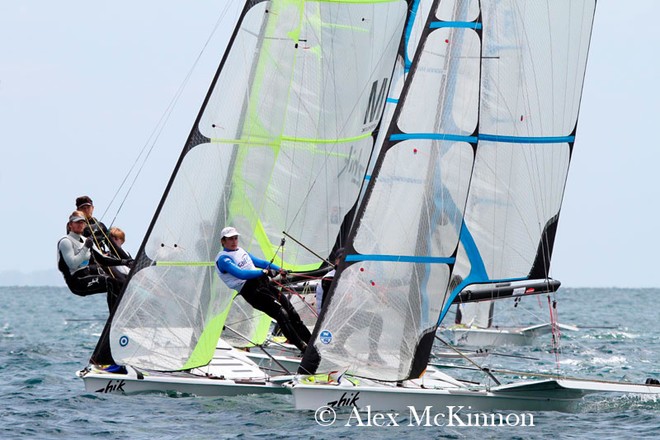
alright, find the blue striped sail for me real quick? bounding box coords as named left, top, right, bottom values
left=303, top=0, right=596, bottom=382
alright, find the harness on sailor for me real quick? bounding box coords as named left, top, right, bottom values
left=57, top=236, right=107, bottom=295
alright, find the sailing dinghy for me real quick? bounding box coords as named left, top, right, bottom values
left=289, top=0, right=660, bottom=411
left=443, top=284, right=579, bottom=348
left=77, top=0, right=409, bottom=395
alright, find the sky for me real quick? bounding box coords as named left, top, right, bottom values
left=1, top=1, right=658, bottom=288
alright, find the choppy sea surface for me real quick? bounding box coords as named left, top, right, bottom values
left=1, top=286, right=658, bottom=439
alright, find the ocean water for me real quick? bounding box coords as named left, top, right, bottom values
left=0, top=286, right=658, bottom=439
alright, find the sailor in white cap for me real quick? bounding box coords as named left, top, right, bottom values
left=215, top=226, right=311, bottom=352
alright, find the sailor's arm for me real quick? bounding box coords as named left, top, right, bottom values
left=250, top=254, right=282, bottom=273
left=91, top=246, right=131, bottom=267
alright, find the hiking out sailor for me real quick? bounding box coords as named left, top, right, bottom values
left=215, top=226, right=312, bottom=353
left=57, top=211, right=132, bottom=312
left=75, top=195, right=132, bottom=284
left=108, top=226, right=131, bottom=276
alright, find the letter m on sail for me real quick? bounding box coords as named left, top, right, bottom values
left=363, top=78, right=389, bottom=125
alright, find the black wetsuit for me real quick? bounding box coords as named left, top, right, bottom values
left=240, top=275, right=312, bottom=352
left=82, top=217, right=131, bottom=286
left=57, top=232, right=128, bottom=312
left=83, top=217, right=131, bottom=259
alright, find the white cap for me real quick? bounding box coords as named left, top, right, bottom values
left=220, top=226, right=240, bottom=238
left=69, top=214, right=86, bottom=223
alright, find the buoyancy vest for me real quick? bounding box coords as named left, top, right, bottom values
left=215, top=247, right=256, bottom=291
left=57, top=245, right=75, bottom=286
left=57, top=234, right=89, bottom=287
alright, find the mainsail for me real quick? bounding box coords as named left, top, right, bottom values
left=91, top=0, right=408, bottom=371
left=302, top=0, right=596, bottom=382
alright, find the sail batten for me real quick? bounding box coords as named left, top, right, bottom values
left=429, top=21, right=481, bottom=29
left=391, top=134, right=575, bottom=143
left=478, top=134, right=575, bottom=144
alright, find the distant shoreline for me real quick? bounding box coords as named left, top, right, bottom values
left=0, top=270, right=64, bottom=287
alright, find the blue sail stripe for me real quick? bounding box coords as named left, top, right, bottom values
left=346, top=254, right=454, bottom=264
left=386, top=97, right=399, bottom=104
left=403, top=0, right=422, bottom=71
left=429, top=21, right=482, bottom=30
left=390, top=133, right=574, bottom=144
left=479, top=134, right=575, bottom=144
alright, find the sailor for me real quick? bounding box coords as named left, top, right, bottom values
left=75, top=195, right=132, bottom=285
left=215, top=226, right=312, bottom=353
left=108, top=227, right=131, bottom=276
left=57, top=211, right=132, bottom=312
left=75, top=195, right=131, bottom=261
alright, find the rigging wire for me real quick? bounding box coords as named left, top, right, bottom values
left=222, top=325, right=293, bottom=375
left=282, top=231, right=335, bottom=269
left=272, top=278, right=319, bottom=318
left=279, top=11, right=410, bottom=241
left=83, top=216, right=121, bottom=280
left=548, top=295, right=562, bottom=370
left=99, top=2, right=238, bottom=227
left=435, top=335, right=501, bottom=386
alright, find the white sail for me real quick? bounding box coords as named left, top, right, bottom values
left=359, top=0, right=434, bottom=210
left=446, top=0, right=595, bottom=321
left=303, top=0, right=596, bottom=382
left=95, top=0, right=409, bottom=371
left=455, top=301, right=493, bottom=328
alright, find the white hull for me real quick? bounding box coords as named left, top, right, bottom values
left=77, top=339, right=290, bottom=396
left=228, top=335, right=303, bottom=374
left=78, top=368, right=289, bottom=396
left=291, top=382, right=579, bottom=413
left=245, top=346, right=301, bottom=375
left=289, top=371, right=660, bottom=412
left=444, top=323, right=578, bottom=347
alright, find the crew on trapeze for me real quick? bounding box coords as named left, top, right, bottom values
left=57, top=210, right=134, bottom=312
left=75, top=195, right=133, bottom=283
left=215, top=226, right=312, bottom=353
left=75, top=196, right=131, bottom=257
